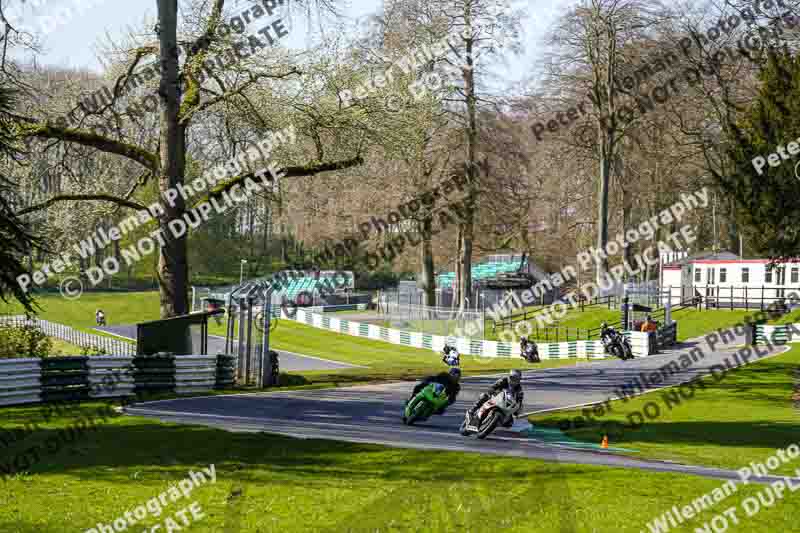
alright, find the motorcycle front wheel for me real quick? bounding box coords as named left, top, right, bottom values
left=476, top=411, right=501, bottom=439
left=459, top=418, right=470, bottom=436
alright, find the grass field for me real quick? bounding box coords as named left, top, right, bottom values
left=47, top=338, right=85, bottom=355
left=530, top=344, right=800, bottom=474
left=2, top=401, right=800, bottom=532
left=214, top=318, right=586, bottom=386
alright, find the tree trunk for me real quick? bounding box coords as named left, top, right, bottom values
left=619, top=157, right=632, bottom=280
left=458, top=1, right=477, bottom=312
left=419, top=216, right=435, bottom=307
left=596, top=149, right=611, bottom=286
left=156, top=0, right=188, bottom=318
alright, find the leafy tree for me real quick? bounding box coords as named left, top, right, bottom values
left=0, top=85, right=39, bottom=312
left=724, top=48, right=800, bottom=260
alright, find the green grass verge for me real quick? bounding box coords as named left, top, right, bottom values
left=213, top=318, right=585, bottom=386
left=668, top=308, right=753, bottom=341
left=530, top=344, right=800, bottom=474
left=1, top=291, right=158, bottom=341
left=47, top=338, right=85, bottom=356
left=2, top=402, right=800, bottom=532
left=770, top=308, right=800, bottom=324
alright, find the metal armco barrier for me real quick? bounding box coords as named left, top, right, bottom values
left=0, top=354, right=235, bottom=407
left=40, top=357, right=91, bottom=403
left=0, top=358, right=41, bottom=407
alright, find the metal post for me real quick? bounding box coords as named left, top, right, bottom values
left=237, top=297, right=246, bottom=382
left=245, top=298, right=253, bottom=384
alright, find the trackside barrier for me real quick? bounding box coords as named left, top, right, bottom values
left=87, top=356, right=135, bottom=399
left=174, top=356, right=218, bottom=395
left=0, top=354, right=235, bottom=407
left=656, top=322, right=678, bottom=349
left=754, top=324, right=800, bottom=345
left=0, top=358, right=41, bottom=406
left=284, top=308, right=624, bottom=360
left=0, top=315, right=136, bottom=356
left=40, top=356, right=91, bottom=403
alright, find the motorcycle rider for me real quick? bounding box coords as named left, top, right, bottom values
left=408, top=367, right=462, bottom=416
left=441, top=343, right=460, bottom=367
left=520, top=336, right=539, bottom=363
left=468, top=369, right=524, bottom=426
left=600, top=321, right=614, bottom=341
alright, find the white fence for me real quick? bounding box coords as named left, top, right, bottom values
left=0, top=315, right=136, bottom=356
left=281, top=308, right=674, bottom=359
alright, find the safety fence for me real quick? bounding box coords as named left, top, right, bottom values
left=754, top=323, right=800, bottom=345
left=0, top=354, right=235, bottom=407
left=284, top=308, right=674, bottom=360
left=0, top=315, right=136, bottom=356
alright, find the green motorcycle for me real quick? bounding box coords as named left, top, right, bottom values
left=402, top=382, right=450, bottom=425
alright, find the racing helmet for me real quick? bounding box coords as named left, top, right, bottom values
left=519, top=336, right=528, bottom=345
left=509, top=369, right=522, bottom=385
left=449, top=367, right=462, bottom=381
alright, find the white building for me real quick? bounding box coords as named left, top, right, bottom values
left=661, top=251, right=800, bottom=308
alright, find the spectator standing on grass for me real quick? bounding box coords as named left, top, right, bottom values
left=95, top=309, right=106, bottom=327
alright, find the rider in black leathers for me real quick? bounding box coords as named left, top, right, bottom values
left=409, top=367, right=462, bottom=415
left=520, top=336, right=539, bottom=362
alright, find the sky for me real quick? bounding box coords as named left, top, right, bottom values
left=6, top=0, right=575, bottom=88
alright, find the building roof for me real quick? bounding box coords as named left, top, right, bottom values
left=663, top=250, right=739, bottom=267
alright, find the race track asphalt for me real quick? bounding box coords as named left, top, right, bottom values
left=124, top=329, right=798, bottom=483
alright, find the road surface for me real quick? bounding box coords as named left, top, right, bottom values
left=125, top=330, right=796, bottom=482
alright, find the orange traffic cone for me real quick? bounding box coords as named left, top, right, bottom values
left=601, top=435, right=609, bottom=449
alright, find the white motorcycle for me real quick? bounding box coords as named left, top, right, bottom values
left=460, top=388, right=521, bottom=439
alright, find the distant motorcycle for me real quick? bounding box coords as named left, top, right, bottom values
left=521, top=341, right=540, bottom=363
left=459, top=388, right=521, bottom=439
left=601, top=325, right=634, bottom=360
left=441, top=344, right=460, bottom=367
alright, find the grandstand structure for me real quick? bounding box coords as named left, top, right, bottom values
left=194, top=270, right=363, bottom=315
left=433, top=253, right=553, bottom=309
left=436, top=255, right=528, bottom=289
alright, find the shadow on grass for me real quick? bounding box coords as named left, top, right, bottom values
left=0, top=416, right=597, bottom=487
left=549, top=420, right=800, bottom=451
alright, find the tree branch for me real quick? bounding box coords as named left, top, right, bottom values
left=15, top=194, right=147, bottom=216
left=191, top=155, right=365, bottom=209
left=179, top=69, right=301, bottom=124
left=17, top=122, right=159, bottom=172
